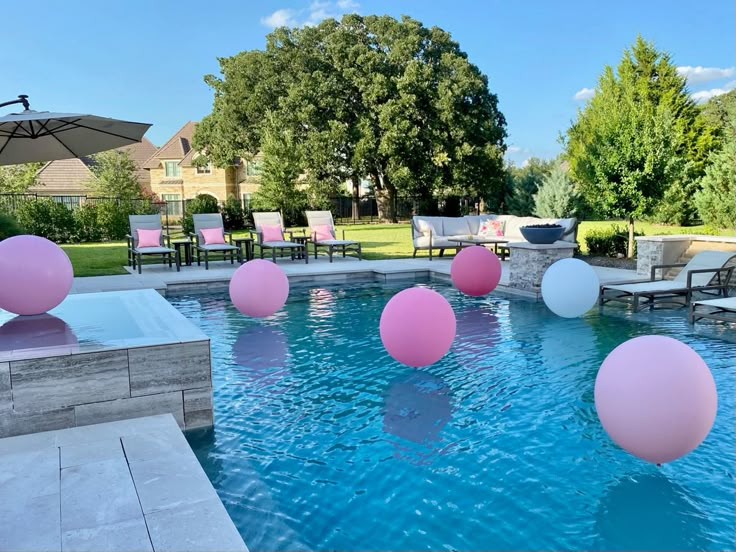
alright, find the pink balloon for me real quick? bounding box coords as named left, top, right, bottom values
left=229, top=260, right=289, bottom=317
left=594, top=336, right=717, bottom=464
left=0, top=235, right=73, bottom=315
left=451, top=246, right=502, bottom=296
left=380, top=288, right=456, bottom=367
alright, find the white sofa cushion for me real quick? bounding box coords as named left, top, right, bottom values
left=414, top=216, right=444, bottom=237
left=442, top=217, right=471, bottom=236
left=464, top=214, right=496, bottom=235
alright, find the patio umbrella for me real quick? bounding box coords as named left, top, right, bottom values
left=0, top=95, right=152, bottom=166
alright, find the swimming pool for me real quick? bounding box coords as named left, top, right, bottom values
left=173, top=281, right=735, bottom=551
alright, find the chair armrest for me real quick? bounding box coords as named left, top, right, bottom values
left=650, top=263, right=687, bottom=281
left=250, top=230, right=263, bottom=244
left=188, top=233, right=200, bottom=247
left=162, top=233, right=171, bottom=247
left=285, top=230, right=294, bottom=240
left=224, top=231, right=233, bottom=244
left=126, top=234, right=134, bottom=249
left=686, top=267, right=735, bottom=288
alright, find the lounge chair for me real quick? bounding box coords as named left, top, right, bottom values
left=689, top=297, right=736, bottom=324
left=251, top=211, right=308, bottom=264
left=191, top=213, right=241, bottom=269
left=127, top=215, right=179, bottom=274
left=599, top=250, right=735, bottom=310
left=305, top=210, right=362, bottom=262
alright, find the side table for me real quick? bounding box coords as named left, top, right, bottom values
left=233, top=237, right=254, bottom=263
left=172, top=239, right=193, bottom=266
left=292, top=235, right=311, bottom=260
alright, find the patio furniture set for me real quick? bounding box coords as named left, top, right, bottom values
left=127, top=210, right=362, bottom=273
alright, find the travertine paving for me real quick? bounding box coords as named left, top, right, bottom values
left=0, top=414, right=247, bottom=552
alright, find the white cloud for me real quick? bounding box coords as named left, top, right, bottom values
left=573, top=87, right=595, bottom=101
left=260, top=8, right=298, bottom=28
left=507, top=145, right=523, bottom=153
left=677, top=66, right=735, bottom=84
left=690, top=80, right=736, bottom=103
left=261, top=1, right=360, bottom=29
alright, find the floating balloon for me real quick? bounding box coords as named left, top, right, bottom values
left=0, top=235, right=73, bottom=315
left=379, top=287, right=456, bottom=367
left=451, top=246, right=502, bottom=296
left=541, top=258, right=599, bottom=318
left=229, top=260, right=289, bottom=317
left=594, top=336, right=717, bottom=464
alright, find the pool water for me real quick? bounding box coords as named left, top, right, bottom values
left=173, top=282, right=735, bottom=551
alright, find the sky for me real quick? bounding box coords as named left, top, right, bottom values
left=1, top=0, right=733, bottom=166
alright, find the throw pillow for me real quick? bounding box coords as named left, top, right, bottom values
left=478, top=220, right=504, bottom=237
left=312, top=224, right=335, bottom=242
left=136, top=228, right=161, bottom=248
left=201, top=227, right=226, bottom=245
left=261, top=224, right=284, bottom=242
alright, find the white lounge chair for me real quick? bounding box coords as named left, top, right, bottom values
left=191, top=213, right=240, bottom=269
left=599, top=250, right=735, bottom=309
left=689, top=296, right=736, bottom=324
left=251, top=211, right=308, bottom=264
left=127, top=215, right=179, bottom=274
left=305, top=210, right=362, bottom=262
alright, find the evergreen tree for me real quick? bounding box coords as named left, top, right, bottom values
left=503, top=157, right=553, bottom=215
left=533, top=163, right=579, bottom=218
left=694, top=118, right=736, bottom=229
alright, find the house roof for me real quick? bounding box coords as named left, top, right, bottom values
left=118, top=137, right=158, bottom=184
left=143, top=121, right=197, bottom=169
left=32, top=158, right=95, bottom=195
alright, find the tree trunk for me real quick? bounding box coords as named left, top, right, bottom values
left=350, top=176, right=361, bottom=223
left=373, top=173, right=397, bottom=223
left=627, top=216, right=635, bottom=259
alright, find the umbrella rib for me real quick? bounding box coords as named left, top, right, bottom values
left=0, top=121, right=26, bottom=157
left=48, top=119, right=145, bottom=143
left=37, top=119, right=81, bottom=158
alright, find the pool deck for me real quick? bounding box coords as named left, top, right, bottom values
left=0, top=414, right=247, bottom=552
left=71, top=257, right=642, bottom=297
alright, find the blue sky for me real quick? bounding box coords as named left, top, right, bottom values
left=1, top=0, right=733, bottom=165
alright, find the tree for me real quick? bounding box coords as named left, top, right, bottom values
left=564, top=36, right=698, bottom=257
left=504, top=157, right=553, bottom=215
left=0, top=162, right=43, bottom=193
left=88, top=150, right=143, bottom=199
left=250, top=113, right=307, bottom=226
left=533, top=163, right=579, bottom=218
left=194, top=14, right=507, bottom=222
left=694, top=118, right=736, bottom=229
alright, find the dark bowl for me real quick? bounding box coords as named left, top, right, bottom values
left=519, top=225, right=565, bottom=244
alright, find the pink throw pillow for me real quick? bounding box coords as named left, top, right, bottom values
left=137, top=228, right=161, bottom=248
left=201, top=227, right=226, bottom=245
left=261, top=224, right=283, bottom=242
left=478, top=220, right=504, bottom=237
left=312, top=224, right=334, bottom=242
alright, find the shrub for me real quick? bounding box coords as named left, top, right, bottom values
left=0, top=211, right=24, bottom=240
left=73, top=203, right=102, bottom=242
left=15, top=198, right=75, bottom=243
left=533, top=163, right=580, bottom=218
left=221, top=197, right=246, bottom=231
left=182, top=195, right=219, bottom=234
left=584, top=224, right=644, bottom=257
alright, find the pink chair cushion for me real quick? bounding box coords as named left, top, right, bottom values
left=312, top=224, right=335, bottom=242
left=201, top=227, right=226, bottom=245
left=261, top=224, right=283, bottom=242
left=137, top=228, right=161, bottom=248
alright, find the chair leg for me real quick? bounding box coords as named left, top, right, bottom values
left=272, top=248, right=276, bottom=262
left=304, top=246, right=308, bottom=264
left=358, top=245, right=362, bottom=260
left=413, top=249, right=417, bottom=258
left=342, top=245, right=346, bottom=257
left=175, top=251, right=181, bottom=272
left=205, top=250, right=209, bottom=270
left=137, top=253, right=142, bottom=274
left=328, top=246, right=333, bottom=263
left=168, top=253, right=172, bottom=268
left=314, top=243, right=318, bottom=259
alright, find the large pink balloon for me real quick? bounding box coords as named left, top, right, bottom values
left=0, top=235, right=73, bottom=315
left=380, top=288, right=456, bottom=367
left=451, top=246, right=502, bottom=296
left=229, top=260, right=289, bottom=317
left=594, top=336, right=717, bottom=464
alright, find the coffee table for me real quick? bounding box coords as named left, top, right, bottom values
left=449, top=237, right=509, bottom=260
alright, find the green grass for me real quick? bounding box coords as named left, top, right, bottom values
left=63, top=220, right=736, bottom=277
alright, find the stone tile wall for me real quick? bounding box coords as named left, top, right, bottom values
left=0, top=340, right=212, bottom=439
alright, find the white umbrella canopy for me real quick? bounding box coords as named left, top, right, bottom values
left=0, top=95, right=152, bottom=166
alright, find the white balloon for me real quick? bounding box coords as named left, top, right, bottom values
left=541, top=258, right=600, bottom=318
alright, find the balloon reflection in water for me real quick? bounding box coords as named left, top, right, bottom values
left=0, top=314, right=78, bottom=354
left=452, top=307, right=501, bottom=366
left=231, top=325, right=290, bottom=387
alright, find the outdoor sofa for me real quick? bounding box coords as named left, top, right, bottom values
left=411, top=214, right=578, bottom=259
left=599, top=250, right=735, bottom=310
left=305, top=210, right=362, bottom=262
left=127, top=214, right=179, bottom=274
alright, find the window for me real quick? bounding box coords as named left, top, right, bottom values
left=164, top=161, right=181, bottom=177
left=242, top=193, right=252, bottom=210
left=162, top=193, right=182, bottom=216
left=246, top=160, right=262, bottom=176
left=196, top=163, right=212, bottom=175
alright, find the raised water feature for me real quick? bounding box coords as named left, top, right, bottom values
left=0, top=289, right=213, bottom=438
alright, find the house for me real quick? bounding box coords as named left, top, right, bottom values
left=144, top=121, right=263, bottom=215
left=29, top=138, right=158, bottom=204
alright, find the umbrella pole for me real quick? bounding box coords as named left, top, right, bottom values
left=0, top=95, right=30, bottom=111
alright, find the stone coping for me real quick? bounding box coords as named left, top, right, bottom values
left=0, top=414, right=247, bottom=552
left=506, top=241, right=579, bottom=250
left=636, top=234, right=736, bottom=243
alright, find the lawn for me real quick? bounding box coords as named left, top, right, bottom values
left=64, top=221, right=736, bottom=277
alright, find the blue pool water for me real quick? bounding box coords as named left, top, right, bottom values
left=173, top=282, right=735, bottom=551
